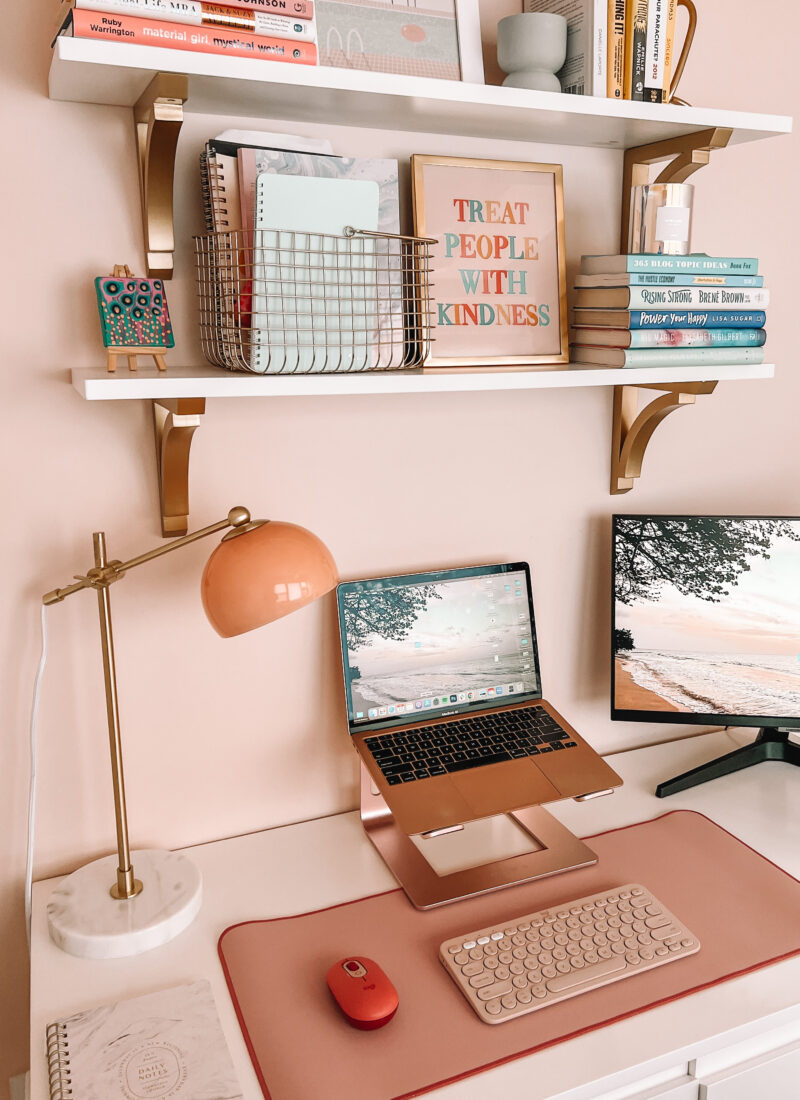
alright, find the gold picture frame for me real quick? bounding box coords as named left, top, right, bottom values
left=411, top=154, right=568, bottom=367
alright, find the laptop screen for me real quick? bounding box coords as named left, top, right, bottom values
left=336, top=563, right=543, bottom=732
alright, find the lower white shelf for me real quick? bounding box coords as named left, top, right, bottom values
left=71, top=361, right=775, bottom=400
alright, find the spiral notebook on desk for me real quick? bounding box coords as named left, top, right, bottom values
left=45, top=979, right=242, bottom=1100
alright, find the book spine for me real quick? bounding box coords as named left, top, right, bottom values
left=606, top=0, right=625, bottom=98
left=628, top=328, right=767, bottom=348
left=75, top=0, right=317, bottom=38
left=69, top=8, right=318, bottom=61
left=620, top=346, right=765, bottom=366
left=624, top=0, right=648, bottom=98
left=627, top=273, right=764, bottom=287
left=642, top=0, right=665, bottom=101
left=593, top=0, right=607, bottom=95
left=625, top=255, right=759, bottom=274
left=155, top=0, right=315, bottom=14
left=627, top=310, right=768, bottom=329
left=628, top=286, right=770, bottom=307
left=661, top=0, right=677, bottom=98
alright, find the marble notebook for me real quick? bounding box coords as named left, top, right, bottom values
left=45, top=979, right=242, bottom=1100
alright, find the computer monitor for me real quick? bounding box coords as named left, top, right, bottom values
left=612, top=515, right=800, bottom=795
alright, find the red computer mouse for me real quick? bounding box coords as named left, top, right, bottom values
left=326, top=957, right=399, bottom=1030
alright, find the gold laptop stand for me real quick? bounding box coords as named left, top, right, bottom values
left=360, top=765, right=598, bottom=910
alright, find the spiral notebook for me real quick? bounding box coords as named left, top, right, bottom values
left=45, top=979, right=242, bottom=1100
left=250, top=173, right=380, bottom=373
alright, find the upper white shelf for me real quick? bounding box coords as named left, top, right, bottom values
left=72, top=361, right=775, bottom=400
left=50, top=38, right=792, bottom=148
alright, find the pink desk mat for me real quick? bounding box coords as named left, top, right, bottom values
left=219, top=811, right=800, bottom=1100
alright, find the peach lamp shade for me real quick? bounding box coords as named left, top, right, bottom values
left=201, top=520, right=338, bottom=637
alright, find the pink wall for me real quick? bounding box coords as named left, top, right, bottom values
left=1, top=0, right=797, bottom=1088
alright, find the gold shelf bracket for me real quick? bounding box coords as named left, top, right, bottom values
left=134, top=73, right=189, bottom=280
left=611, top=381, right=718, bottom=494
left=153, top=398, right=206, bottom=537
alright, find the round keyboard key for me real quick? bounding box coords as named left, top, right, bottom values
left=501, top=994, right=517, bottom=1010
left=495, top=966, right=510, bottom=980
left=484, top=943, right=498, bottom=956
left=498, top=939, right=512, bottom=952
left=511, top=933, right=526, bottom=946
left=569, top=906, right=582, bottom=915
left=611, top=942, right=626, bottom=955
left=539, top=952, right=554, bottom=966
left=510, top=961, right=525, bottom=975
left=607, top=930, right=621, bottom=943
left=640, top=947, right=655, bottom=960
left=566, top=943, right=581, bottom=957
left=566, top=916, right=581, bottom=929
left=607, top=916, right=622, bottom=929
left=618, top=900, right=632, bottom=911
left=637, top=933, right=652, bottom=946
left=620, top=913, right=634, bottom=924
left=595, top=920, right=609, bottom=933
left=553, top=947, right=567, bottom=961
left=682, top=938, right=695, bottom=948
left=526, top=930, right=541, bottom=943
left=608, top=894, right=619, bottom=903
left=571, top=955, right=586, bottom=968
left=645, top=905, right=661, bottom=916
left=541, top=965, right=557, bottom=979
left=655, top=946, right=669, bottom=956
left=626, top=951, right=641, bottom=965
left=633, top=908, right=647, bottom=920
left=513, top=947, right=527, bottom=960
left=556, top=960, right=571, bottom=974
left=485, top=956, right=499, bottom=970
left=553, top=920, right=567, bottom=934
left=556, top=910, right=569, bottom=919
left=541, top=937, right=555, bottom=952
left=620, top=926, right=635, bottom=939
left=597, top=946, right=613, bottom=960
left=518, top=922, right=531, bottom=931
left=554, top=933, right=569, bottom=946
left=517, top=989, right=533, bottom=1004
left=584, top=950, right=599, bottom=964
left=454, top=951, right=469, bottom=965
left=581, top=938, right=595, bottom=952
left=462, top=961, right=484, bottom=976
left=512, top=975, right=527, bottom=989
left=632, top=887, right=644, bottom=896
left=469, top=947, right=483, bottom=961
left=568, top=928, right=582, bottom=942
left=484, top=999, right=502, bottom=1015
left=499, top=951, right=513, bottom=964
left=447, top=944, right=460, bottom=954
left=633, top=920, right=646, bottom=933
left=532, top=985, right=548, bottom=999
left=503, top=928, right=518, bottom=937
left=526, top=968, right=542, bottom=984
left=669, top=942, right=682, bottom=952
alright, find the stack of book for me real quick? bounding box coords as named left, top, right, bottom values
left=570, top=253, right=768, bottom=368
left=54, top=0, right=319, bottom=67
left=523, top=0, right=687, bottom=102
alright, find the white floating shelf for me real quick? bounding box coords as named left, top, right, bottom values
left=50, top=38, right=792, bottom=148
left=72, top=361, right=775, bottom=400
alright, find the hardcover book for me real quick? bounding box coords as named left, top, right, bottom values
left=569, top=327, right=767, bottom=348
left=60, top=0, right=317, bottom=36
left=570, top=345, right=766, bottom=367
left=574, top=285, right=770, bottom=309
left=572, top=308, right=767, bottom=329
left=580, top=254, right=759, bottom=275
left=65, top=8, right=318, bottom=63
left=45, top=980, right=242, bottom=1100
left=575, top=272, right=765, bottom=288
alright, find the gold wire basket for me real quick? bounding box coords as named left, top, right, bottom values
left=193, top=227, right=435, bottom=374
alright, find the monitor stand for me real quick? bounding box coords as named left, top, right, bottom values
left=360, top=764, right=597, bottom=910
left=656, top=727, right=800, bottom=798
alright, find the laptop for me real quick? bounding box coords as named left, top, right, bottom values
left=336, top=562, right=622, bottom=836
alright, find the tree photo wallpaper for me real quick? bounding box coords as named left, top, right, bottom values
left=613, top=517, right=800, bottom=718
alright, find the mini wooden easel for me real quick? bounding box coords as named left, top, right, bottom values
left=105, top=265, right=169, bottom=373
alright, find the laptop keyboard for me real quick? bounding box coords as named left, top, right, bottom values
left=364, top=707, right=578, bottom=785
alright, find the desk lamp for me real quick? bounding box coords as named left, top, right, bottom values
left=42, top=507, right=336, bottom=959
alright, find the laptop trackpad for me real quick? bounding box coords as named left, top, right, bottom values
left=451, top=760, right=560, bottom=818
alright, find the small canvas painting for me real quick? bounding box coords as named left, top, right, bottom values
left=95, top=273, right=174, bottom=348
left=613, top=516, right=800, bottom=717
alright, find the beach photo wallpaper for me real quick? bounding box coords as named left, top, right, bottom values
left=613, top=517, right=800, bottom=717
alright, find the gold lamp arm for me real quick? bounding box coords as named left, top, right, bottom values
left=40, top=506, right=257, bottom=901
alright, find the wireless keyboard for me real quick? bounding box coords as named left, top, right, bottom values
left=439, top=883, right=700, bottom=1024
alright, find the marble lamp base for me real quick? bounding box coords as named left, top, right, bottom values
left=47, top=849, right=202, bottom=959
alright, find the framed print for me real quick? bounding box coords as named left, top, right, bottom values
left=316, top=0, right=484, bottom=83
left=411, top=155, right=568, bottom=366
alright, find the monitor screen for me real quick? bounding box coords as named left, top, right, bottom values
left=612, top=515, right=800, bottom=727
left=337, top=563, right=542, bottom=731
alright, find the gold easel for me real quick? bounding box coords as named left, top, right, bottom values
left=104, top=265, right=169, bottom=373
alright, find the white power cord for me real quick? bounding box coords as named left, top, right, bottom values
left=25, top=604, right=48, bottom=951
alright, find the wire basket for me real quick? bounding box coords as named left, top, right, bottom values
left=193, top=227, right=435, bottom=374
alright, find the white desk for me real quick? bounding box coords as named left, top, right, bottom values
left=29, top=730, right=800, bottom=1099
